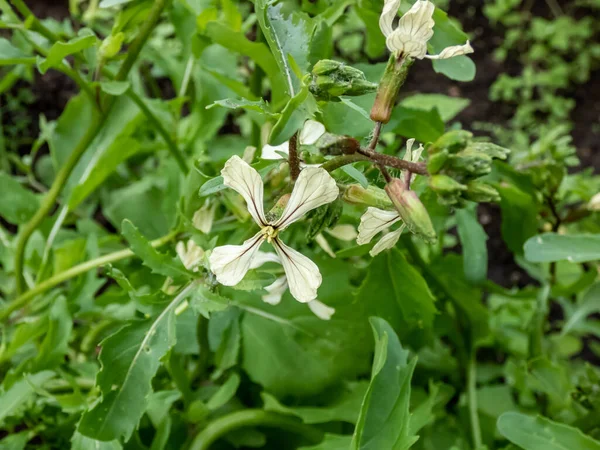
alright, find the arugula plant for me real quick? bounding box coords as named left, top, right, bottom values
left=0, top=0, right=599, bottom=449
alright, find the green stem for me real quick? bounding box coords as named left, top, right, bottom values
left=12, top=0, right=172, bottom=294
left=530, top=283, right=550, bottom=358
left=467, top=350, right=483, bottom=449
left=188, top=410, right=323, bottom=450
left=4, top=231, right=178, bottom=321
left=321, top=154, right=370, bottom=172
left=126, top=89, right=188, bottom=173
left=9, top=0, right=61, bottom=42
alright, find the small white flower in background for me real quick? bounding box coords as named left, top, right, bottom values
left=250, top=251, right=335, bottom=320
left=356, top=139, right=423, bottom=256
left=261, top=120, right=326, bottom=160
left=380, top=0, right=473, bottom=60
left=588, top=192, right=600, bottom=211
left=193, top=201, right=217, bottom=234
left=176, top=240, right=205, bottom=271
left=209, top=155, right=339, bottom=303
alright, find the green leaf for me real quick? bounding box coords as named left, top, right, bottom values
left=31, top=297, right=72, bottom=371
left=341, top=166, right=369, bottom=188
left=37, top=32, right=97, bottom=74
left=78, top=284, right=194, bottom=441
left=255, top=1, right=313, bottom=96
left=351, top=317, right=418, bottom=450
left=300, top=434, right=352, bottom=450
left=0, top=432, right=30, bottom=450
left=456, top=207, right=488, bottom=285
left=497, top=183, right=538, bottom=256
left=388, top=106, right=445, bottom=143
left=562, top=282, right=600, bottom=335
left=524, top=233, right=600, bottom=263
left=269, top=86, right=318, bottom=145
left=0, top=38, right=35, bottom=65
left=206, top=373, right=240, bottom=410
left=262, top=381, right=368, bottom=424
left=207, top=98, right=277, bottom=117
left=355, top=250, right=437, bottom=338
left=0, top=172, right=40, bottom=224
left=432, top=56, right=476, bottom=82
left=121, top=220, right=190, bottom=279
left=497, top=412, right=600, bottom=450
left=99, top=81, right=130, bottom=96
left=71, top=431, right=122, bottom=450
left=400, top=94, right=470, bottom=122
left=0, top=371, right=55, bottom=425
left=198, top=176, right=226, bottom=197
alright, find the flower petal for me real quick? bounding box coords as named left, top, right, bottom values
left=249, top=251, right=281, bottom=270
left=274, top=167, right=339, bottom=230
left=177, top=240, right=205, bottom=271
left=379, top=0, right=402, bottom=38
left=299, top=120, right=326, bottom=146
left=357, top=207, right=401, bottom=245
left=221, top=155, right=267, bottom=226
left=209, top=232, right=265, bottom=286
left=308, top=300, right=335, bottom=320
left=261, top=141, right=290, bottom=160
left=272, top=238, right=322, bottom=303
left=386, top=0, right=435, bottom=58
left=425, top=41, right=474, bottom=60
left=262, top=276, right=288, bottom=305
left=370, top=225, right=406, bottom=256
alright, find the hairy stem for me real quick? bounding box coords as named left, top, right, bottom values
left=12, top=0, right=172, bottom=294
left=4, top=231, right=178, bottom=321
left=188, top=410, right=323, bottom=450
left=288, top=132, right=300, bottom=182
left=358, top=148, right=428, bottom=174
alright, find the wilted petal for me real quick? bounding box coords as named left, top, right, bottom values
left=176, top=240, right=205, bottom=271
left=274, top=167, right=339, bottom=230
left=370, top=225, right=406, bottom=256
left=193, top=201, right=217, bottom=234
left=272, top=238, right=322, bottom=303
left=262, top=276, right=288, bottom=305
left=221, top=155, right=267, bottom=226
left=425, top=41, right=474, bottom=60
left=315, top=234, right=336, bottom=258
left=387, top=0, right=435, bottom=58
left=299, top=120, right=326, bottom=146
left=209, top=232, right=265, bottom=286
left=250, top=251, right=282, bottom=269
left=379, top=0, right=402, bottom=38
left=357, top=207, right=401, bottom=245
left=308, top=300, right=335, bottom=320
left=261, top=141, right=290, bottom=160
left=326, top=224, right=358, bottom=241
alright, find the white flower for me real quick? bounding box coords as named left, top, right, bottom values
left=261, top=120, right=326, bottom=160
left=380, top=0, right=474, bottom=60
left=209, top=155, right=339, bottom=303
left=356, top=139, right=422, bottom=256
left=250, top=251, right=335, bottom=320
left=176, top=240, right=205, bottom=271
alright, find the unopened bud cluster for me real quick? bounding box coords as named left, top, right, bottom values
left=427, top=130, right=510, bottom=206
left=309, top=60, right=378, bottom=101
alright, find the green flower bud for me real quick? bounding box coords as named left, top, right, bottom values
left=316, top=133, right=360, bottom=155
left=385, top=179, right=437, bottom=243
left=99, top=32, right=124, bottom=60
left=370, top=55, right=413, bottom=124
left=427, top=150, right=449, bottom=174
left=309, top=60, right=377, bottom=101
left=343, top=185, right=393, bottom=209
left=429, top=130, right=473, bottom=155
left=464, top=182, right=500, bottom=203
left=466, top=142, right=510, bottom=160
left=429, top=175, right=467, bottom=195
left=446, top=150, right=493, bottom=180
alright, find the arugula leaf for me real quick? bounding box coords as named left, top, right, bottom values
left=524, top=233, right=600, bottom=263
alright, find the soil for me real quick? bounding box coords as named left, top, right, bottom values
left=7, top=0, right=600, bottom=289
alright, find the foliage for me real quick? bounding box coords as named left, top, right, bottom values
left=0, top=0, right=599, bottom=450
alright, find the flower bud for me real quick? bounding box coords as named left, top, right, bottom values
left=343, top=185, right=393, bottom=209
left=446, top=150, right=493, bottom=180
left=466, top=142, right=510, bottom=160
left=316, top=133, right=360, bottom=155
left=429, top=130, right=473, bottom=155
left=427, top=150, right=449, bottom=174
left=464, top=181, right=501, bottom=203
left=429, top=175, right=467, bottom=195
left=99, top=32, right=124, bottom=60
left=309, top=60, right=378, bottom=101
left=385, top=178, right=437, bottom=243
left=370, top=55, right=414, bottom=124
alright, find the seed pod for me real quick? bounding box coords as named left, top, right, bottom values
left=385, top=178, right=437, bottom=243
left=429, top=130, right=473, bottom=155
left=343, top=185, right=393, bottom=209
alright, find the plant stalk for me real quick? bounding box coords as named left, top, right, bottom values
left=467, top=350, right=483, bottom=449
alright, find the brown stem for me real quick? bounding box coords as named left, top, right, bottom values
left=288, top=132, right=300, bottom=182
left=369, top=121, right=383, bottom=150
left=357, top=148, right=428, bottom=175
